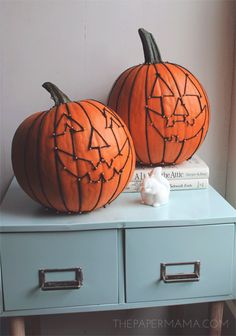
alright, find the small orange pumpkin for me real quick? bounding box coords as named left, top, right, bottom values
left=12, top=82, right=135, bottom=213
left=108, top=28, right=210, bottom=166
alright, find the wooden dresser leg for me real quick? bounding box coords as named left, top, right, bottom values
left=209, top=301, right=224, bottom=336
left=9, top=317, right=25, bottom=336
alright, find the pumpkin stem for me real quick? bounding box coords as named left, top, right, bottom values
left=138, top=28, right=162, bottom=64
left=42, top=82, right=71, bottom=105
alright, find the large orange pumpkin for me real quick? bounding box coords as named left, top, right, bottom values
left=12, top=82, right=135, bottom=213
left=108, top=28, right=210, bottom=166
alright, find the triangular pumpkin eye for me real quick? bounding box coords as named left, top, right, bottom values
left=101, top=107, right=122, bottom=129
left=151, top=74, right=174, bottom=98
left=65, top=115, right=85, bottom=132
left=89, top=127, right=110, bottom=150
left=184, top=75, right=201, bottom=96
left=54, top=113, right=84, bottom=136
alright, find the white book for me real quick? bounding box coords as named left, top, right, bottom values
left=124, top=178, right=209, bottom=193
left=132, top=155, right=209, bottom=181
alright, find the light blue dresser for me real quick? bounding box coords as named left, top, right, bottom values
left=0, top=179, right=236, bottom=336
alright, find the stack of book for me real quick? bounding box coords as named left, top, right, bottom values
left=124, top=155, right=209, bottom=192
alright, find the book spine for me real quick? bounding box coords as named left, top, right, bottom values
left=124, top=178, right=209, bottom=193
left=132, top=168, right=209, bottom=181
left=169, top=178, right=209, bottom=191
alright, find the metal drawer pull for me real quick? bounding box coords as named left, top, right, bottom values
left=39, top=267, right=83, bottom=291
left=160, top=261, right=200, bottom=283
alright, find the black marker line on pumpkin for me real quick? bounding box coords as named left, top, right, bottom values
left=23, top=112, right=45, bottom=205
left=111, top=67, right=142, bottom=163
left=53, top=106, right=70, bottom=212
left=128, top=65, right=145, bottom=132
left=90, top=176, right=103, bottom=213
left=84, top=101, right=133, bottom=207
left=161, top=63, right=187, bottom=163
left=152, top=63, right=167, bottom=165
left=173, top=63, right=207, bottom=102
left=87, top=100, right=122, bottom=155
left=107, top=142, right=132, bottom=205
left=107, top=65, right=137, bottom=106
left=144, top=64, right=153, bottom=165
left=173, top=63, right=209, bottom=138
left=114, top=66, right=138, bottom=113
left=64, top=103, right=81, bottom=213
left=109, top=143, right=134, bottom=205
left=36, top=109, right=56, bottom=210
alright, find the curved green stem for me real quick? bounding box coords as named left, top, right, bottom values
left=42, top=82, right=71, bottom=105
left=138, top=28, right=162, bottom=64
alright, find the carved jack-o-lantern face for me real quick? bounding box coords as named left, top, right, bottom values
left=12, top=83, right=135, bottom=213
left=108, top=29, right=210, bottom=166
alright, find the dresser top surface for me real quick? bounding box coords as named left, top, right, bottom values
left=0, top=178, right=235, bottom=232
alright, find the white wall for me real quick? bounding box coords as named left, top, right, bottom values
left=0, top=0, right=235, bottom=335
left=1, top=0, right=235, bottom=200
left=226, top=49, right=236, bottom=208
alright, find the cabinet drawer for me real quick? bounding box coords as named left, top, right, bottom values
left=1, top=230, right=118, bottom=310
left=125, top=224, right=234, bottom=303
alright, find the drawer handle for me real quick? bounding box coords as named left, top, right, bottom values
left=39, top=267, right=83, bottom=291
left=160, top=261, right=200, bottom=283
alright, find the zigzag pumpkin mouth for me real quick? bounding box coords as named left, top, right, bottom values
left=51, top=103, right=131, bottom=183
left=54, top=137, right=131, bottom=183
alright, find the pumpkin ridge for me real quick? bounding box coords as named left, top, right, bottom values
left=173, top=141, right=185, bottom=163
left=115, top=66, right=140, bottom=113
left=121, top=138, right=135, bottom=186
left=107, top=143, right=132, bottom=204
left=53, top=106, right=70, bottom=212
left=110, top=121, right=136, bottom=203
left=108, top=66, right=143, bottom=162
left=146, top=113, right=164, bottom=149
left=152, top=63, right=166, bottom=164
left=108, top=65, right=137, bottom=105
left=121, top=65, right=144, bottom=161
left=186, top=119, right=205, bottom=159
left=90, top=177, right=104, bottom=212
left=73, top=101, right=97, bottom=212
left=112, top=144, right=135, bottom=203
left=107, top=174, right=122, bottom=205
left=191, top=129, right=204, bottom=156
left=22, top=112, right=45, bottom=204
left=36, top=109, right=57, bottom=210
left=65, top=103, right=81, bottom=213
left=128, top=65, right=145, bottom=131
left=144, top=64, right=153, bottom=165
